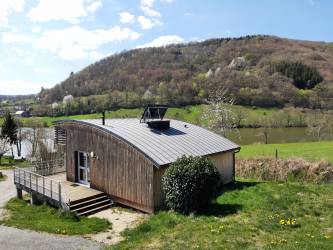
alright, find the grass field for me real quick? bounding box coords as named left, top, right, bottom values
left=6, top=104, right=329, bottom=128
left=0, top=198, right=110, bottom=235
left=110, top=180, right=333, bottom=249
left=238, top=141, right=333, bottom=163
left=0, top=156, right=29, bottom=170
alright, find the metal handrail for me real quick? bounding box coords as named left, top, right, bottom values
left=14, top=167, right=71, bottom=208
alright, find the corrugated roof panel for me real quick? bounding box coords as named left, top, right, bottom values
left=57, top=119, right=240, bottom=166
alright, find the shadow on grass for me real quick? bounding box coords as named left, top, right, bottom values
left=199, top=181, right=260, bottom=217
left=217, top=180, right=260, bottom=195
left=200, top=203, right=243, bottom=217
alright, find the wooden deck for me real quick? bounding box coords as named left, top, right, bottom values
left=47, top=172, right=103, bottom=202
left=14, top=168, right=104, bottom=208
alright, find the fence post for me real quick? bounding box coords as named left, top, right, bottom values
left=50, top=179, right=53, bottom=199
left=36, top=176, right=38, bottom=192
left=275, top=149, right=278, bottom=161
left=24, top=171, right=26, bottom=186
left=43, top=177, right=45, bottom=195
left=58, top=182, right=61, bottom=204
left=29, top=172, right=32, bottom=190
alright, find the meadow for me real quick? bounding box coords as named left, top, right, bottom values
left=238, top=141, right=333, bottom=163
left=110, top=180, right=333, bottom=249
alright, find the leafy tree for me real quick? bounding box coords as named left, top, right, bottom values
left=1, top=112, right=18, bottom=158
left=270, top=61, right=323, bottom=89
left=162, top=156, right=220, bottom=214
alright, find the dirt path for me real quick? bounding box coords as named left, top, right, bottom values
left=88, top=207, right=147, bottom=245
left=0, top=169, right=16, bottom=208
left=0, top=225, right=102, bottom=250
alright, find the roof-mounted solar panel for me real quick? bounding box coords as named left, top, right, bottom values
left=140, top=105, right=168, bottom=123
left=140, top=105, right=170, bottom=130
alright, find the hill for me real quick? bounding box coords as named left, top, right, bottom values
left=38, top=35, right=333, bottom=110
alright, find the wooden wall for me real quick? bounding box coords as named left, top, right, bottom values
left=61, top=123, right=155, bottom=213
left=152, top=151, right=235, bottom=209
left=210, top=151, right=235, bottom=184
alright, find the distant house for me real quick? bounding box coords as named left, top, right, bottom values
left=14, top=106, right=240, bottom=215
left=15, top=110, right=31, bottom=118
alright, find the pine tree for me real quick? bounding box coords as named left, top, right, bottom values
left=1, top=112, right=18, bottom=158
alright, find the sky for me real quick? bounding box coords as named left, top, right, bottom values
left=0, top=0, right=333, bottom=95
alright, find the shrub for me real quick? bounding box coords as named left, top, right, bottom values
left=162, top=156, right=220, bottom=214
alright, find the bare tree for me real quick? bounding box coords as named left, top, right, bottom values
left=257, top=115, right=273, bottom=144
left=0, top=138, right=10, bottom=164
left=306, top=113, right=326, bottom=141
left=203, top=88, right=239, bottom=137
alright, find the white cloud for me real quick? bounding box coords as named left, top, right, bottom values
left=11, top=48, right=33, bottom=65
left=32, top=26, right=42, bottom=33
left=137, top=16, right=155, bottom=29
left=0, top=0, right=25, bottom=26
left=2, top=32, right=31, bottom=43
left=0, top=80, right=52, bottom=95
left=120, top=12, right=136, bottom=24
left=27, top=0, right=102, bottom=23
left=86, top=0, right=102, bottom=12
left=35, top=25, right=140, bottom=60
left=140, top=0, right=161, bottom=18
left=137, top=35, right=184, bottom=48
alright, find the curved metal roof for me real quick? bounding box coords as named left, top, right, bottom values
left=56, top=119, right=240, bottom=167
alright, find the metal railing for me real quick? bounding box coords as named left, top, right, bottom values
left=14, top=167, right=70, bottom=209
left=31, top=159, right=65, bottom=176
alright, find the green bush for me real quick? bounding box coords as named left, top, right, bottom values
left=162, top=156, right=220, bottom=214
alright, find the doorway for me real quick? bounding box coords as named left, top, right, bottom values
left=77, top=151, right=90, bottom=186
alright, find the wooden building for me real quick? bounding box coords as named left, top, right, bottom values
left=54, top=108, right=240, bottom=213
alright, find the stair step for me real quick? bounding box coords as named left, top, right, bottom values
left=77, top=203, right=111, bottom=216
left=69, top=193, right=106, bottom=206
left=69, top=195, right=109, bottom=209
left=71, top=199, right=111, bottom=213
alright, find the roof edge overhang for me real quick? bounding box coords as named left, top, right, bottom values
left=53, top=119, right=241, bottom=168
left=53, top=119, right=162, bottom=168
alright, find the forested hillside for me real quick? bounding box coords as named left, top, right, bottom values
left=38, top=35, right=333, bottom=110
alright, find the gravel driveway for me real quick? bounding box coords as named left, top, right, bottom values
left=0, top=170, right=102, bottom=250
left=0, top=226, right=101, bottom=250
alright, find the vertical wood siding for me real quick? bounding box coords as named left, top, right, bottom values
left=61, top=123, right=155, bottom=213
left=210, top=151, right=235, bottom=183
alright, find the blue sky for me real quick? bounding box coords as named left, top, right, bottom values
left=0, top=0, right=332, bottom=95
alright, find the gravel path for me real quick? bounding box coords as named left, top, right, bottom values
left=0, top=169, right=16, bottom=207
left=0, top=226, right=102, bottom=250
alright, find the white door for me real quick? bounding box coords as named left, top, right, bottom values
left=78, top=151, right=90, bottom=185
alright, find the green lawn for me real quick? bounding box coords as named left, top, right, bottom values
left=1, top=198, right=110, bottom=235
left=0, top=156, right=29, bottom=170
left=110, top=180, right=333, bottom=249
left=238, top=141, right=333, bottom=163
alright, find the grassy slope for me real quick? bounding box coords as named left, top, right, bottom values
left=1, top=199, right=110, bottom=235
left=111, top=180, right=333, bottom=249
left=238, top=141, right=333, bottom=163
